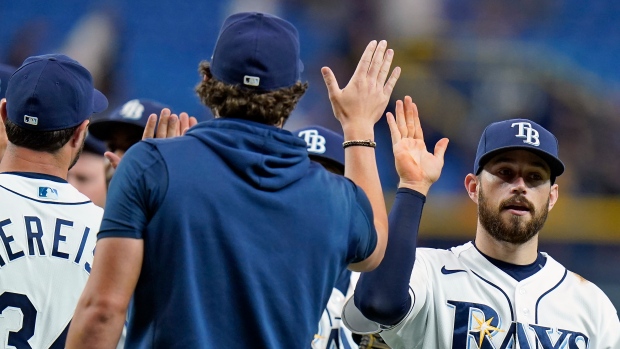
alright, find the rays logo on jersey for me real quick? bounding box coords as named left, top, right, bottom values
left=448, top=301, right=589, bottom=348
left=38, top=186, right=59, bottom=200
left=298, top=129, right=326, bottom=154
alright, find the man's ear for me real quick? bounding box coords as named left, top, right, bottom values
left=464, top=173, right=479, bottom=204
left=0, top=98, right=7, bottom=122
left=548, top=183, right=559, bottom=211
left=73, top=119, right=90, bottom=147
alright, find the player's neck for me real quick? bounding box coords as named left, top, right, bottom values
left=474, top=228, right=539, bottom=265
left=0, top=145, right=70, bottom=180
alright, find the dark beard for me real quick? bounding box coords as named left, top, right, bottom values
left=478, top=186, right=549, bottom=244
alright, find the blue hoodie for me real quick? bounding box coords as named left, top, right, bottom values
left=100, top=118, right=377, bottom=348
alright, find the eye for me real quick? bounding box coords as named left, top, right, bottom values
left=497, top=168, right=512, bottom=177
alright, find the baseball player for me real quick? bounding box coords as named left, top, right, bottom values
left=67, top=135, right=108, bottom=208
left=67, top=12, right=399, bottom=348
left=297, top=125, right=392, bottom=349
left=0, top=54, right=107, bottom=348
left=295, top=125, right=357, bottom=349
left=89, top=98, right=197, bottom=183
left=342, top=97, right=620, bottom=348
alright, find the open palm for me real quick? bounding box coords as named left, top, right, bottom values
left=387, top=96, right=449, bottom=195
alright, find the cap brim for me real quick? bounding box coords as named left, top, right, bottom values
left=92, top=89, right=108, bottom=113
left=477, top=146, right=565, bottom=178
left=341, top=297, right=382, bottom=335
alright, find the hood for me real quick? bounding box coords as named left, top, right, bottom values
left=186, top=118, right=310, bottom=190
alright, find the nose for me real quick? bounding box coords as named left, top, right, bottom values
left=511, top=176, right=527, bottom=195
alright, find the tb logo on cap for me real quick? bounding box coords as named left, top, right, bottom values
left=298, top=129, right=326, bottom=154
left=511, top=122, right=540, bottom=146
left=120, top=99, right=145, bottom=120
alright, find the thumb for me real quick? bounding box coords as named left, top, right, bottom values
left=433, top=138, right=450, bottom=162
left=321, top=67, right=340, bottom=97
left=104, top=151, right=122, bottom=170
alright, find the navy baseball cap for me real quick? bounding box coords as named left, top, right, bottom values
left=6, top=54, right=108, bottom=131
left=210, top=12, right=303, bottom=91
left=474, top=119, right=564, bottom=179
left=89, top=98, right=170, bottom=141
left=0, top=63, right=16, bottom=100
left=295, top=125, right=345, bottom=173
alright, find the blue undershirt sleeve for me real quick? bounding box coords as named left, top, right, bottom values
left=354, top=188, right=426, bottom=326
left=97, top=141, right=168, bottom=239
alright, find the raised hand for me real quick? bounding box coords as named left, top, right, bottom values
left=143, top=108, right=198, bottom=139
left=321, top=40, right=400, bottom=135
left=104, top=108, right=198, bottom=171
left=386, top=96, right=449, bottom=195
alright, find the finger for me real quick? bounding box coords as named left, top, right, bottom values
left=412, top=103, right=424, bottom=141
left=404, top=96, right=416, bottom=138
left=367, top=40, right=387, bottom=81
left=321, top=67, right=341, bottom=99
left=352, top=40, right=378, bottom=79
left=179, top=112, right=190, bottom=134
left=189, top=117, right=198, bottom=128
left=142, top=114, right=158, bottom=140
left=155, top=108, right=171, bottom=138
left=434, top=138, right=450, bottom=162
left=104, top=151, right=122, bottom=170
left=383, top=66, right=401, bottom=97
left=386, top=112, right=400, bottom=145
left=394, top=100, right=408, bottom=138
left=166, top=114, right=179, bottom=138
left=376, top=48, right=394, bottom=87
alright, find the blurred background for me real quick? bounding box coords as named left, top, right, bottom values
left=2, top=0, right=619, bottom=306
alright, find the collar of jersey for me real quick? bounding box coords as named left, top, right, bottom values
left=473, top=241, right=547, bottom=281
left=1, top=171, right=68, bottom=183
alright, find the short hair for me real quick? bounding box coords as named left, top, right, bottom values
left=195, top=61, right=308, bottom=126
left=5, top=118, right=79, bottom=153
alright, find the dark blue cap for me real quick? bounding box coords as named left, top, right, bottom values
left=6, top=54, right=108, bottom=131
left=0, top=63, right=16, bottom=100
left=210, top=12, right=303, bottom=91
left=474, top=119, right=564, bottom=179
left=295, top=125, right=345, bottom=172
left=83, top=135, right=106, bottom=156
left=89, top=98, right=170, bottom=140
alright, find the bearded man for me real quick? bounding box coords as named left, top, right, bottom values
left=342, top=98, right=620, bottom=349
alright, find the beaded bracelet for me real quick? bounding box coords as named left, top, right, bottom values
left=342, top=139, right=377, bottom=149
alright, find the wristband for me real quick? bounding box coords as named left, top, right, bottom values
left=342, top=139, right=377, bottom=149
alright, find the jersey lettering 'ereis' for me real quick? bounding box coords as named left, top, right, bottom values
left=0, top=173, right=103, bottom=348
left=0, top=216, right=93, bottom=273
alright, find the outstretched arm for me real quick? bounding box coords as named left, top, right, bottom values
left=354, top=96, right=448, bottom=325
left=322, top=40, right=400, bottom=272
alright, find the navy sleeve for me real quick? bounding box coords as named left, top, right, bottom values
left=348, top=182, right=377, bottom=264
left=354, top=188, right=425, bottom=325
left=97, top=141, right=168, bottom=239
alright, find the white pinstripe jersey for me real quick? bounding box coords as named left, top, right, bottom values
left=0, top=173, right=102, bottom=349
left=313, top=273, right=360, bottom=349
left=377, top=242, right=620, bottom=349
